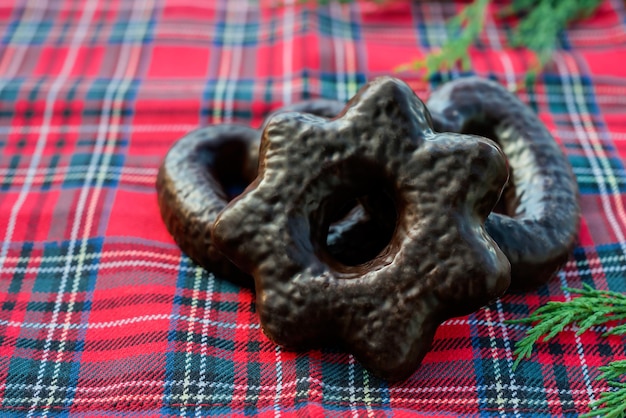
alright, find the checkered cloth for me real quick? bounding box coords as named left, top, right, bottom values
left=1, top=0, right=625, bottom=416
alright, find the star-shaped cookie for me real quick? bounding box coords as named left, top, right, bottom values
left=212, top=76, right=511, bottom=381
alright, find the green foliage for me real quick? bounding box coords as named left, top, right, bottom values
left=508, top=284, right=626, bottom=367
left=582, top=360, right=626, bottom=418
left=396, top=0, right=490, bottom=74
left=504, top=0, right=603, bottom=65
left=395, top=0, right=603, bottom=81
left=309, top=0, right=603, bottom=80
left=508, top=284, right=626, bottom=417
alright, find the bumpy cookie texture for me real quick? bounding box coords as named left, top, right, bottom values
left=427, top=77, right=581, bottom=289
left=156, top=100, right=347, bottom=286
left=212, top=76, right=511, bottom=381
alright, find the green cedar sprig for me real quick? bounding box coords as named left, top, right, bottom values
left=395, top=0, right=603, bottom=81
left=396, top=0, right=490, bottom=74
left=581, top=359, right=626, bottom=418
left=508, top=284, right=626, bottom=367
left=309, top=0, right=603, bottom=80
left=508, top=284, right=626, bottom=417
left=503, top=0, right=603, bottom=66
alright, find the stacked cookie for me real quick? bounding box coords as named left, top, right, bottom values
left=156, top=76, right=580, bottom=381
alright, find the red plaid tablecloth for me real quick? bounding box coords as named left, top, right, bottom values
left=1, top=0, right=625, bottom=416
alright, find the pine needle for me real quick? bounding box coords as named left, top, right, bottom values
left=581, top=360, right=626, bottom=418
left=507, top=284, right=626, bottom=369
left=505, top=0, right=603, bottom=63
left=396, top=0, right=489, bottom=74
left=505, top=0, right=603, bottom=83
left=395, top=0, right=602, bottom=80
left=508, top=285, right=626, bottom=417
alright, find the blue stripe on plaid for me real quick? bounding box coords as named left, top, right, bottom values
left=86, top=78, right=142, bottom=101
left=109, top=18, right=157, bottom=44
left=163, top=260, right=236, bottom=416
left=318, top=72, right=367, bottom=100
left=2, top=238, right=103, bottom=412
left=0, top=78, right=22, bottom=101
left=1, top=21, right=53, bottom=46
left=201, top=79, right=255, bottom=118
left=317, top=11, right=362, bottom=41
left=578, top=243, right=626, bottom=292
left=33, top=238, right=103, bottom=293
left=412, top=2, right=445, bottom=49
left=212, top=21, right=260, bottom=47
left=64, top=154, right=126, bottom=189
left=543, top=74, right=597, bottom=114
left=570, top=155, right=626, bottom=194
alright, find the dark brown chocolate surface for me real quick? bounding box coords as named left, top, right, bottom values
left=156, top=100, right=346, bottom=286
left=212, top=76, right=511, bottom=381
left=427, top=77, right=581, bottom=289
left=156, top=124, right=257, bottom=285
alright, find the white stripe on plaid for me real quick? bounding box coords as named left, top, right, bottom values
left=194, top=267, right=215, bottom=417
left=0, top=0, right=46, bottom=95
left=330, top=2, right=347, bottom=102
left=274, top=345, right=283, bottom=418
left=0, top=1, right=98, bottom=414
left=485, top=13, right=517, bottom=90
left=0, top=312, right=260, bottom=331
left=211, top=0, right=249, bottom=123
left=1, top=79, right=625, bottom=105
left=482, top=307, right=507, bottom=416
left=0, top=166, right=158, bottom=187
left=30, top=1, right=153, bottom=414
left=179, top=266, right=204, bottom=416
left=0, top=0, right=49, bottom=273
left=0, top=309, right=611, bottom=334
left=0, top=378, right=604, bottom=407
left=557, top=55, right=626, bottom=247
left=348, top=354, right=357, bottom=418
left=282, top=0, right=295, bottom=105
left=223, top=0, right=248, bottom=123
left=0, top=378, right=605, bottom=398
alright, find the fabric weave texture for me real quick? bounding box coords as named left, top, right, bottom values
left=0, top=0, right=625, bottom=416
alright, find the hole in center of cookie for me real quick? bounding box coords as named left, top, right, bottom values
left=324, top=190, right=398, bottom=267
left=208, top=139, right=257, bottom=201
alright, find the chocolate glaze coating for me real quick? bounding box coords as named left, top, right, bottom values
left=156, top=100, right=347, bottom=285
left=212, top=76, right=511, bottom=381
left=156, top=125, right=257, bottom=285
left=427, top=77, right=581, bottom=289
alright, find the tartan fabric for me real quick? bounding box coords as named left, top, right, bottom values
left=0, top=0, right=625, bottom=415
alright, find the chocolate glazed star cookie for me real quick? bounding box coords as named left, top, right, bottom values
left=212, top=77, right=511, bottom=381
left=427, top=77, right=581, bottom=289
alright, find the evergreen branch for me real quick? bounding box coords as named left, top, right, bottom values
left=507, top=0, right=603, bottom=68
left=597, top=360, right=626, bottom=383
left=507, top=284, right=626, bottom=369
left=509, top=285, right=626, bottom=416
left=394, top=0, right=602, bottom=81
left=581, top=360, right=626, bottom=418
left=396, top=0, right=489, bottom=74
